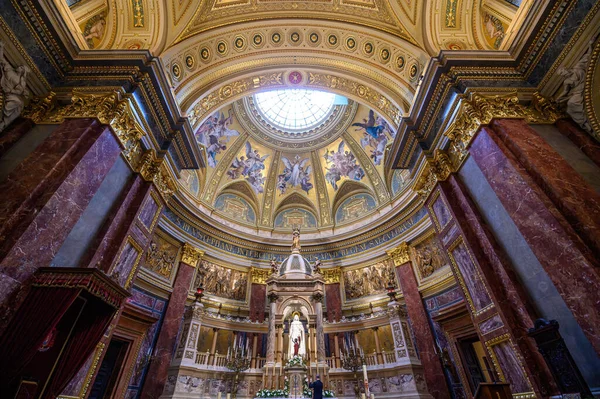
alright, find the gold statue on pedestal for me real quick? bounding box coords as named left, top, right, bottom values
left=291, top=227, right=301, bottom=252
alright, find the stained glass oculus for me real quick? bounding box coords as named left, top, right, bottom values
left=254, top=89, right=337, bottom=132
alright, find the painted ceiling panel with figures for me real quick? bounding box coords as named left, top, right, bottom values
left=183, top=91, right=410, bottom=231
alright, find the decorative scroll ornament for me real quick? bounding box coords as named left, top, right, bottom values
left=267, top=292, right=279, bottom=303
left=444, top=92, right=563, bottom=165
left=387, top=242, right=410, bottom=266
left=181, top=243, right=204, bottom=267
left=22, top=90, right=177, bottom=200
left=321, top=267, right=341, bottom=284
left=413, top=149, right=453, bottom=198
left=250, top=267, right=271, bottom=284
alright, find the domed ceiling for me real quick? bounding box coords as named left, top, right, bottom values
left=177, top=84, right=412, bottom=231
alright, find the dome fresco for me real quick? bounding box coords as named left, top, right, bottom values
left=186, top=90, right=405, bottom=231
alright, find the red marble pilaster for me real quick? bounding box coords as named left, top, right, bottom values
left=84, top=176, right=153, bottom=273
left=0, top=117, right=34, bottom=159
left=433, top=177, right=558, bottom=396
left=469, top=124, right=600, bottom=354
left=325, top=283, right=342, bottom=322
left=555, top=118, right=600, bottom=168
left=488, top=119, right=600, bottom=260
left=0, top=118, right=120, bottom=331
left=395, top=262, right=451, bottom=399
left=250, top=283, right=266, bottom=322
left=140, top=259, right=196, bottom=398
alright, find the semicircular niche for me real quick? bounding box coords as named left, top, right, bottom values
left=274, top=208, right=317, bottom=229
left=335, top=192, right=377, bottom=224
left=214, top=193, right=256, bottom=224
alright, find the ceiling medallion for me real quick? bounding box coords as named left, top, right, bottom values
left=308, top=32, right=320, bottom=46
left=327, top=34, right=338, bottom=47
left=345, top=36, right=357, bottom=51
left=172, top=63, right=182, bottom=80
left=288, top=71, right=303, bottom=85
left=379, top=48, right=390, bottom=63
left=271, top=31, right=283, bottom=46
left=200, top=47, right=211, bottom=61
left=216, top=41, right=228, bottom=56
left=395, top=55, right=405, bottom=71
left=289, top=31, right=302, bottom=45
left=409, top=63, right=419, bottom=80
left=234, top=35, right=247, bottom=51
left=185, top=55, right=195, bottom=69
left=252, top=33, right=265, bottom=48
left=363, top=41, right=374, bottom=57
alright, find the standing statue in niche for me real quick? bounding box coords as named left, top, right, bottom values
left=288, top=314, right=306, bottom=358
left=555, top=37, right=597, bottom=133
left=291, top=227, right=301, bottom=252
left=0, top=42, right=30, bottom=132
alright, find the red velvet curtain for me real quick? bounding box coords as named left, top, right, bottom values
left=42, top=295, right=117, bottom=399
left=0, top=286, right=78, bottom=387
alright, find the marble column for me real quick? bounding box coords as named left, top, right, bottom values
left=334, top=334, right=341, bottom=368
left=425, top=175, right=558, bottom=397
left=469, top=121, right=600, bottom=355
left=388, top=246, right=450, bottom=399
left=0, top=117, right=34, bottom=159
left=251, top=333, right=258, bottom=368
left=209, top=328, right=219, bottom=365
left=276, top=324, right=284, bottom=363
left=266, top=293, right=278, bottom=363
left=0, top=118, right=120, bottom=332
left=555, top=118, right=600, bottom=167
left=140, top=244, right=204, bottom=398
left=314, top=293, right=326, bottom=362
left=372, top=328, right=383, bottom=364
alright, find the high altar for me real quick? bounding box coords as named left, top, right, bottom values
left=163, top=231, right=432, bottom=399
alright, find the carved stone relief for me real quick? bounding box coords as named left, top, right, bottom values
left=144, top=234, right=179, bottom=279
left=0, top=41, right=30, bottom=132
left=343, top=259, right=394, bottom=299
left=411, top=235, right=448, bottom=279
left=194, top=259, right=248, bottom=301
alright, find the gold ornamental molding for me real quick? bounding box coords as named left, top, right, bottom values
left=181, top=243, right=204, bottom=267
left=444, top=92, right=563, bottom=166
left=410, top=92, right=564, bottom=200
left=250, top=267, right=271, bottom=284
left=387, top=242, right=410, bottom=266
left=321, top=267, right=341, bottom=284
left=23, top=90, right=177, bottom=200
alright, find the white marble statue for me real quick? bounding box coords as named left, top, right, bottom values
left=555, top=38, right=596, bottom=133
left=0, top=41, right=30, bottom=132
left=288, top=314, right=306, bottom=358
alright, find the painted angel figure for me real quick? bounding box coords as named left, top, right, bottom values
left=195, top=111, right=239, bottom=168
left=279, top=155, right=313, bottom=194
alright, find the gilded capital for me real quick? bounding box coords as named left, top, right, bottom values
left=321, top=267, right=341, bottom=284
left=181, top=243, right=203, bottom=267
left=250, top=267, right=270, bottom=284
left=387, top=242, right=410, bottom=266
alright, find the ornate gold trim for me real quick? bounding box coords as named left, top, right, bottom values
left=22, top=90, right=177, bottom=200
left=181, top=243, right=204, bottom=267
left=321, top=267, right=341, bottom=284
left=250, top=267, right=271, bottom=284
left=387, top=242, right=410, bottom=266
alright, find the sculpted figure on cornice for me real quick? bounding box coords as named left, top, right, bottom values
left=145, top=235, right=180, bottom=279
left=344, top=260, right=395, bottom=300
left=195, top=260, right=248, bottom=301
left=0, top=42, right=30, bottom=132
left=556, top=37, right=597, bottom=135
left=411, top=235, right=447, bottom=279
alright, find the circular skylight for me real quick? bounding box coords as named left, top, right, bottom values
left=254, top=89, right=337, bottom=132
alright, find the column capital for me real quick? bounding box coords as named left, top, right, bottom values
left=387, top=242, right=410, bottom=266
left=181, top=243, right=204, bottom=267
left=250, top=267, right=271, bottom=284
left=311, top=292, right=324, bottom=303
left=321, top=267, right=341, bottom=284
left=268, top=292, right=279, bottom=303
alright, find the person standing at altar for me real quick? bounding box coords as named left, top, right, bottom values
left=309, top=375, right=323, bottom=399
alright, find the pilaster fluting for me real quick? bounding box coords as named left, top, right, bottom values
left=266, top=293, right=278, bottom=363
left=333, top=334, right=341, bottom=368
left=251, top=334, right=258, bottom=368
left=372, top=327, right=383, bottom=364
left=276, top=324, right=284, bottom=363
